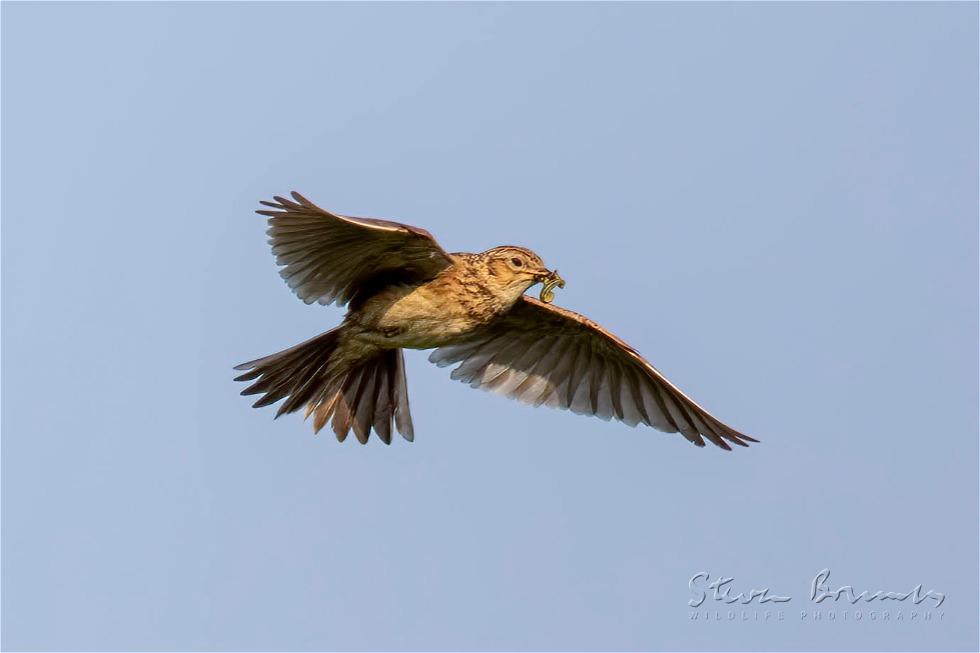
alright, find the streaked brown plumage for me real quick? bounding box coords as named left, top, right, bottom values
left=235, top=192, right=757, bottom=450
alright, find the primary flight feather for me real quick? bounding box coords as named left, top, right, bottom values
left=235, top=192, right=756, bottom=450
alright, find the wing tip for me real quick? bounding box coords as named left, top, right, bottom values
left=714, top=422, right=759, bottom=448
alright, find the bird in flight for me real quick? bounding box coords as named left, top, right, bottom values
left=235, top=192, right=756, bottom=450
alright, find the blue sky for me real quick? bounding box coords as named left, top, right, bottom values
left=2, top=3, right=977, bottom=651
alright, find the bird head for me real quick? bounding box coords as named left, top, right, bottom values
left=481, top=246, right=565, bottom=304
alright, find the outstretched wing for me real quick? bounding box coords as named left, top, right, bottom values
left=257, top=192, right=454, bottom=307
left=429, top=296, right=756, bottom=450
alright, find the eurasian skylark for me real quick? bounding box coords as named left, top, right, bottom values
left=235, top=192, right=756, bottom=450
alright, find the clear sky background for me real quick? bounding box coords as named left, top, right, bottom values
left=2, top=3, right=977, bottom=651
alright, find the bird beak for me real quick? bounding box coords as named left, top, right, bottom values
left=538, top=269, right=565, bottom=303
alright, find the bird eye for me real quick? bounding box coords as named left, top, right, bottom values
left=510, top=257, right=523, bottom=267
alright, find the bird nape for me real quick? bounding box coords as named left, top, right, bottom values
left=235, top=191, right=757, bottom=450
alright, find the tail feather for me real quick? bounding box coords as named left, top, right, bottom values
left=352, top=365, right=378, bottom=444
left=235, top=329, right=413, bottom=444
left=331, top=376, right=355, bottom=442
left=393, top=351, right=414, bottom=441
left=372, top=366, right=393, bottom=444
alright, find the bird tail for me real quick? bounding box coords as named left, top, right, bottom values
left=234, top=328, right=414, bottom=444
